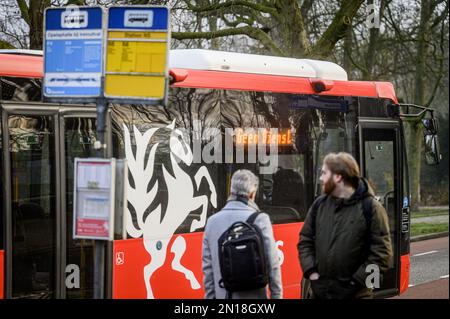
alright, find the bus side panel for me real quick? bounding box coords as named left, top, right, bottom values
left=272, top=223, right=303, bottom=299
left=112, top=223, right=303, bottom=299
left=112, top=234, right=204, bottom=299
left=0, top=250, right=4, bottom=299
left=399, top=254, right=410, bottom=294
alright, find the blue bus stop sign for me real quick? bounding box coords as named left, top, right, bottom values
left=43, top=6, right=104, bottom=98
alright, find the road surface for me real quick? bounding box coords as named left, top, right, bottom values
left=393, top=236, right=448, bottom=299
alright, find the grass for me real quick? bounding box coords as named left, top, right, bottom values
left=410, top=222, right=449, bottom=237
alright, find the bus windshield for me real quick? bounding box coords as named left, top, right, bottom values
left=110, top=88, right=357, bottom=230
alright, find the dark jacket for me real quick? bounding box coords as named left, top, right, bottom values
left=298, top=178, right=393, bottom=299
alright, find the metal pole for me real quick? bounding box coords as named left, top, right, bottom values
left=93, top=95, right=108, bottom=299
left=93, top=240, right=105, bottom=299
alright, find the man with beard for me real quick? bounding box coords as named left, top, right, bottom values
left=297, top=152, right=393, bottom=299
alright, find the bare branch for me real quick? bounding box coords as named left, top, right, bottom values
left=310, top=0, right=364, bottom=58
left=424, top=18, right=446, bottom=107
left=185, top=0, right=278, bottom=16
left=429, top=0, right=449, bottom=30
left=0, top=39, right=16, bottom=49
left=16, top=0, right=30, bottom=26
left=173, top=25, right=284, bottom=56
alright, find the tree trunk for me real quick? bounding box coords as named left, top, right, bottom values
left=404, top=119, right=424, bottom=210
left=273, top=0, right=310, bottom=57
left=208, top=15, right=220, bottom=50
left=310, top=0, right=364, bottom=58
left=343, top=21, right=353, bottom=78
left=363, top=0, right=388, bottom=80
left=407, top=0, right=432, bottom=209
left=28, top=0, right=49, bottom=49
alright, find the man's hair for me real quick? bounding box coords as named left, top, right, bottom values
left=323, top=152, right=360, bottom=188
left=230, top=169, right=259, bottom=198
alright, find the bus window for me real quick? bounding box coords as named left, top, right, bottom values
left=1, top=77, right=41, bottom=102
left=310, top=110, right=357, bottom=197
left=8, top=114, right=56, bottom=298
left=255, top=152, right=306, bottom=223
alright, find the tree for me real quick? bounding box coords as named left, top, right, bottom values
left=171, top=0, right=364, bottom=58
left=398, top=0, right=447, bottom=209
left=16, top=0, right=51, bottom=49
left=0, top=0, right=447, bottom=207
left=340, top=0, right=448, bottom=208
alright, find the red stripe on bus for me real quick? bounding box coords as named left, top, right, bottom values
left=0, top=250, right=4, bottom=299
left=400, top=254, right=410, bottom=294
left=0, top=54, right=43, bottom=78
left=113, top=222, right=304, bottom=299
left=0, top=54, right=398, bottom=103
left=171, top=68, right=399, bottom=102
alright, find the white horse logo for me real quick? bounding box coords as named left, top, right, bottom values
left=124, top=120, right=217, bottom=299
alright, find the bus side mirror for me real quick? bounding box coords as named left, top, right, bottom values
left=424, top=133, right=441, bottom=165
left=422, top=118, right=438, bottom=134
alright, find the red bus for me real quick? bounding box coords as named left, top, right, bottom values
left=0, top=49, right=440, bottom=299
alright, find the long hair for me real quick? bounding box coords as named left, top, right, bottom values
left=323, top=152, right=360, bottom=188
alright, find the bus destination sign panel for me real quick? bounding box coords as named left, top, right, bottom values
left=105, top=6, right=170, bottom=102
left=43, top=6, right=104, bottom=98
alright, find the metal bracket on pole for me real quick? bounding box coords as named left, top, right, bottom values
left=398, top=103, right=436, bottom=119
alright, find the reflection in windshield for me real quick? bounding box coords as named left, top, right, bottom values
left=110, top=89, right=356, bottom=227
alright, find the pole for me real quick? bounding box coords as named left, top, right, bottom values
left=93, top=95, right=108, bottom=299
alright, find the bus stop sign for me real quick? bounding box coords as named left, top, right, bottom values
left=104, top=6, right=170, bottom=102
left=73, top=158, right=116, bottom=241
left=43, top=6, right=104, bottom=99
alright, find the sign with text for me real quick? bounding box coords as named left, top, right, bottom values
left=43, top=6, right=104, bottom=98
left=73, top=158, right=116, bottom=240
left=104, top=6, right=170, bottom=102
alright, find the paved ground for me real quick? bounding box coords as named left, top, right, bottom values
left=393, top=278, right=448, bottom=299
left=418, top=206, right=449, bottom=210
left=411, top=215, right=449, bottom=224
left=391, top=236, right=449, bottom=299
left=408, top=236, right=449, bottom=286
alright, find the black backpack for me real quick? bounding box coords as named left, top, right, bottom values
left=218, top=212, right=269, bottom=297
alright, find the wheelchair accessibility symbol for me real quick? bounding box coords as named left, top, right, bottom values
left=116, top=252, right=124, bottom=265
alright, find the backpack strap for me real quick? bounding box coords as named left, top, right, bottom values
left=362, top=196, right=374, bottom=230
left=246, top=212, right=260, bottom=225
left=310, top=195, right=328, bottom=234
left=312, top=195, right=327, bottom=214
left=362, top=196, right=374, bottom=249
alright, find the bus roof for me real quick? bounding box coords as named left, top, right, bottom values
left=0, top=49, right=43, bottom=56
left=0, top=49, right=398, bottom=103
left=170, top=49, right=348, bottom=81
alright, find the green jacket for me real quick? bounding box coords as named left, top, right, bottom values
left=298, top=178, right=393, bottom=298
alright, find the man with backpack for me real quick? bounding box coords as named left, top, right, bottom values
left=298, top=152, right=393, bottom=299
left=202, top=169, right=282, bottom=299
